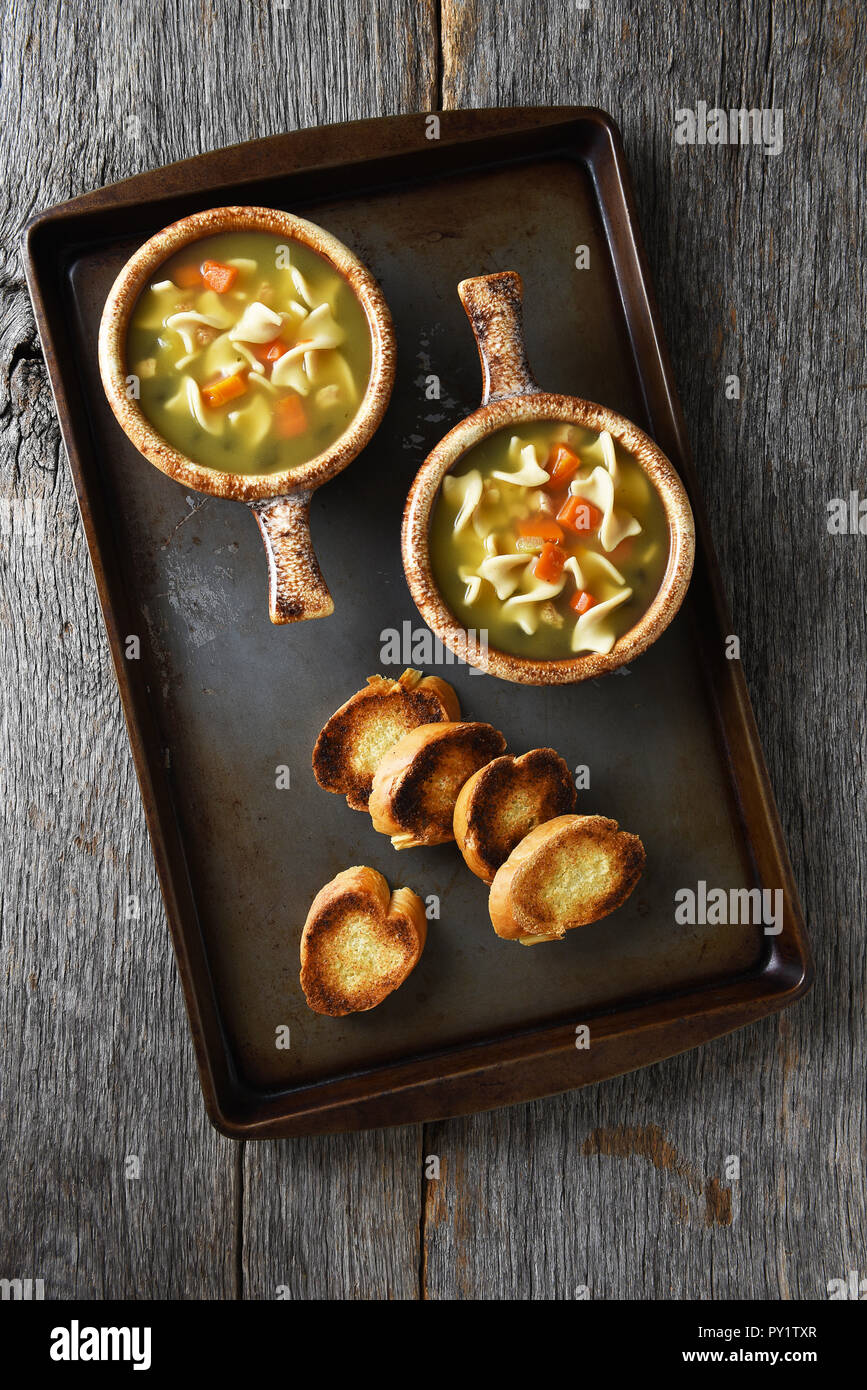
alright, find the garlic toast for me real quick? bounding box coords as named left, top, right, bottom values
left=454, top=748, right=577, bottom=884
left=312, top=668, right=459, bottom=811
left=370, top=721, right=507, bottom=849
left=489, top=814, right=645, bottom=942
left=300, top=865, right=427, bottom=1016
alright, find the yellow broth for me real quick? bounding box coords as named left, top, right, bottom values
left=126, top=231, right=372, bottom=474
left=429, top=422, right=670, bottom=660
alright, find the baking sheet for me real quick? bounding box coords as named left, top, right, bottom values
left=24, top=109, right=811, bottom=1132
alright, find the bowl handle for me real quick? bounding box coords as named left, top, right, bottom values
left=458, top=272, right=542, bottom=404
left=249, top=492, right=334, bottom=624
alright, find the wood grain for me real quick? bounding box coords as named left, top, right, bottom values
left=242, top=1129, right=422, bottom=1299
left=427, top=0, right=867, bottom=1298
left=0, top=0, right=435, bottom=1300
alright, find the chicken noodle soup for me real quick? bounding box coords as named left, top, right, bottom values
left=429, top=423, right=670, bottom=660
left=126, top=231, right=372, bottom=474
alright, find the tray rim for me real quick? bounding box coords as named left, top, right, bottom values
left=22, top=105, right=813, bottom=1138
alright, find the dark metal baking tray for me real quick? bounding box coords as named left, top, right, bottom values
left=23, top=108, right=812, bottom=1136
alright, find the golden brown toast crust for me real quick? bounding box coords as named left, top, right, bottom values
left=369, top=721, right=507, bottom=848
left=312, top=669, right=460, bottom=811
left=453, top=749, right=577, bottom=883
left=300, top=865, right=427, bottom=1016
left=489, top=814, right=646, bottom=940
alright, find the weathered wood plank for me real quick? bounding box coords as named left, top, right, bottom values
left=0, top=292, right=238, bottom=1297
left=0, top=0, right=436, bottom=1299
left=428, top=0, right=867, bottom=1299
left=242, top=1129, right=422, bottom=1299
left=237, top=0, right=438, bottom=1299
left=0, top=0, right=244, bottom=1303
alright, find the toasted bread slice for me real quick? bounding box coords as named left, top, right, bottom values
left=312, top=668, right=460, bottom=811
left=489, top=814, right=645, bottom=942
left=370, top=721, right=507, bottom=849
left=300, top=865, right=427, bottom=1015
left=453, top=749, right=577, bottom=883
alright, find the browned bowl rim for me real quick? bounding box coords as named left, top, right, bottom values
left=402, top=393, right=696, bottom=686
left=97, top=205, right=396, bottom=502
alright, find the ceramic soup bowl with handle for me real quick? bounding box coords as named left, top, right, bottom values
left=402, top=271, right=695, bottom=684
left=99, top=205, right=396, bottom=623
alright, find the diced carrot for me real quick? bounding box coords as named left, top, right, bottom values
left=200, top=371, right=247, bottom=408
left=516, top=515, right=565, bottom=544
left=570, top=590, right=598, bottom=616
left=557, top=494, right=603, bottom=533
left=252, top=336, right=290, bottom=364
left=273, top=393, right=307, bottom=438
left=534, top=543, right=566, bottom=584
left=173, top=264, right=202, bottom=289
left=201, top=260, right=239, bottom=293
left=546, top=443, right=582, bottom=488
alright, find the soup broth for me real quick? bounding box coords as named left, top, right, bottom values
left=126, top=230, right=372, bottom=475
left=429, top=422, right=670, bottom=660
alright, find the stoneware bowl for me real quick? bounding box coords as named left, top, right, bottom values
left=402, top=271, right=695, bottom=684
left=99, top=206, right=396, bottom=623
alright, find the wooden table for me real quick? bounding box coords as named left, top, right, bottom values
left=2, top=1, right=863, bottom=1299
